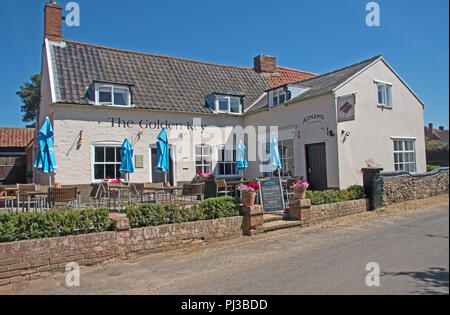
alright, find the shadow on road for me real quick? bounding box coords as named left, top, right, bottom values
left=381, top=267, right=449, bottom=295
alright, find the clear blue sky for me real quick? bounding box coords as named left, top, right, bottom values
left=1, top=0, right=448, bottom=128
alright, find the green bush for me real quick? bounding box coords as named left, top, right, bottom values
left=0, top=208, right=114, bottom=243
left=305, top=185, right=365, bottom=206
left=126, top=196, right=240, bottom=228
left=427, top=165, right=441, bottom=172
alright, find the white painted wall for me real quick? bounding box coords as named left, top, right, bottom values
left=51, top=105, right=243, bottom=185
left=243, top=94, right=339, bottom=188
left=334, top=59, right=426, bottom=188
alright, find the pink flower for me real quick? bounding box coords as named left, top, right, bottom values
left=292, top=180, right=309, bottom=189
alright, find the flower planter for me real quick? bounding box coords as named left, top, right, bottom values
left=294, top=187, right=307, bottom=199
left=242, top=192, right=257, bottom=207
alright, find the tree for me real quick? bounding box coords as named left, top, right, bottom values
left=16, top=74, right=41, bottom=128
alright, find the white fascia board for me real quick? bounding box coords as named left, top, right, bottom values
left=45, top=38, right=56, bottom=103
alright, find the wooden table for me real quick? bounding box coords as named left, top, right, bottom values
left=20, top=191, right=48, bottom=213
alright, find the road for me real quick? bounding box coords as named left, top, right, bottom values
left=1, top=203, right=448, bottom=295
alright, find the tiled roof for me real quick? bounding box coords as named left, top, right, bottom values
left=248, top=55, right=382, bottom=113
left=0, top=127, right=35, bottom=148
left=265, top=67, right=317, bottom=89
left=47, top=40, right=315, bottom=114
left=424, top=126, right=449, bottom=141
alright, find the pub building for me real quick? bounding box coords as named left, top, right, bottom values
left=35, top=2, right=426, bottom=200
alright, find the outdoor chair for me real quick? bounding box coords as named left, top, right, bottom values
left=0, top=186, right=18, bottom=211
left=35, top=185, right=49, bottom=212
left=143, top=182, right=164, bottom=203
left=47, top=187, right=80, bottom=210
left=107, top=183, right=125, bottom=212
left=215, top=179, right=231, bottom=197
left=130, top=183, right=145, bottom=205
left=17, top=184, right=37, bottom=212
left=181, top=183, right=205, bottom=204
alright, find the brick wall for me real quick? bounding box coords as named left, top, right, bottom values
left=363, top=167, right=449, bottom=210
left=0, top=216, right=243, bottom=286
left=310, top=199, right=369, bottom=225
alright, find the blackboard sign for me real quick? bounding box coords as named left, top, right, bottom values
left=258, top=178, right=285, bottom=212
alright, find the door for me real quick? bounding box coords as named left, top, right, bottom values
left=305, top=143, right=328, bottom=191
left=150, top=148, right=174, bottom=185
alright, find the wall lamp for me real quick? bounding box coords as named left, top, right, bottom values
left=76, top=131, right=83, bottom=149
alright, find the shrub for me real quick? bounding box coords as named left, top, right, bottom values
left=427, top=165, right=441, bottom=172
left=125, top=196, right=240, bottom=228
left=306, top=185, right=365, bottom=205
left=0, top=208, right=114, bottom=243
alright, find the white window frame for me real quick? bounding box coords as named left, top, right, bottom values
left=91, top=141, right=123, bottom=183
left=195, top=144, right=212, bottom=175
left=216, top=145, right=240, bottom=178
left=259, top=138, right=294, bottom=177
left=269, top=88, right=287, bottom=107
left=214, top=95, right=242, bottom=114
left=95, top=84, right=131, bottom=107
left=376, top=82, right=393, bottom=109
left=393, top=138, right=416, bottom=173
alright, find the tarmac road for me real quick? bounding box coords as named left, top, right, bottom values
left=1, top=203, right=448, bottom=295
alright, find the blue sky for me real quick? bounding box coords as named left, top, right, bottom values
left=0, top=0, right=448, bottom=128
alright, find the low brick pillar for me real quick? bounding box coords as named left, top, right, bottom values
left=240, top=205, right=264, bottom=236
left=108, top=214, right=130, bottom=231
left=287, top=199, right=311, bottom=227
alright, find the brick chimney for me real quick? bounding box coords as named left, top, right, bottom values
left=439, top=126, right=445, bottom=131
left=254, top=55, right=277, bottom=73
left=44, top=1, right=63, bottom=41
left=428, top=123, right=434, bottom=139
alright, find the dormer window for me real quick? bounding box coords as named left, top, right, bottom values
left=95, top=84, right=131, bottom=107
left=207, top=94, right=243, bottom=114
left=269, top=87, right=290, bottom=107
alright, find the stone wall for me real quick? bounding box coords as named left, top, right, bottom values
left=0, top=216, right=243, bottom=286
left=310, top=199, right=369, bottom=225
left=362, top=167, right=449, bottom=210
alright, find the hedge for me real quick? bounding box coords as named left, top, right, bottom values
left=0, top=208, right=114, bottom=243
left=126, top=196, right=240, bottom=228
left=427, top=165, right=441, bottom=172
left=306, top=185, right=365, bottom=205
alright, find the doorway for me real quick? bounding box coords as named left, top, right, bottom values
left=305, top=142, right=328, bottom=191
left=150, top=147, right=175, bottom=185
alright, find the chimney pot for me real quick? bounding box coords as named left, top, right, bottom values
left=44, top=1, right=63, bottom=41
left=439, top=126, right=445, bottom=131
left=254, top=55, right=277, bottom=73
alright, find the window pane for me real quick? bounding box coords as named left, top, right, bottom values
left=279, top=93, right=285, bottom=104
left=273, top=96, right=278, bottom=105
left=230, top=98, right=240, bottom=113
left=218, top=97, right=228, bottom=111
left=99, top=88, right=112, bottom=103
left=377, top=84, right=386, bottom=104
left=95, top=147, right=105, bottom=162
left=94, top=164, right=105, bottom=180
left=195, top=146, right=202, bottom=156
left=105, top=165, right=115, bottom=179
left=106, top=147, right=116, bottom=162
left=386, top=85, right=392, bottom=107
left=114, top=88, right=128, bottom=105
left=116, top=147, right=122, bottom=163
